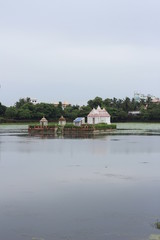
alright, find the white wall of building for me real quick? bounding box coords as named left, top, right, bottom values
left=87, top=116, right=110, bottom=124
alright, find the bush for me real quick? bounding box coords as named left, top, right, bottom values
left=94, top=123, right=116, bottom=130
left=64, top=123, right=75, bottom=128
left=48, top=123, right=58, bottom=127
left=81, top=124, right=94, bottom=129
left=28, top=125, right=38, bottom=128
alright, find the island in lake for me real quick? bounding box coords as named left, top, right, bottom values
left=28, top=106, right=116, bottom=136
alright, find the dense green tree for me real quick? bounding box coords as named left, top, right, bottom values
left=2, top=96, right=160, bottom=123
left=131, top=98, right=138, bottom=111
left=88, top=96, right=103, bottom=108
left=34, top=103, right=56, bottom=119
left=146, top=97, right=152, bottom=106
left=79, top=105, right=91, bottom=117
left=122, top=97, right=132, bottom=111
left=15, top=97, right=31, bottom=108
left=103, top=98, right=112, bottom=107
left=63, top=106, right=79, bottom=120
left=116, top=99, right=123, bottom=109
left=5, top=106, right=18, bottom=119
left=0, top=103, right=7, bottom=116
left=111, top=98, right=118, bottom=107
left=17, top=108, right=32, bottom=119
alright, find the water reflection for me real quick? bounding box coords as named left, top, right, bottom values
left=0, top=125, right=160, bottom=239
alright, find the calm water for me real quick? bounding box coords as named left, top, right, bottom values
left=0, top=123, right=160, bottom=240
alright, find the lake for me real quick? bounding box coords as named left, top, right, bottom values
left=0, top=123, right=160, bottom=240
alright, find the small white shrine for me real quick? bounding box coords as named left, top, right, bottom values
left=87, top=106, right=111, bottom=124
left=73, top=117, right=85, bottom=126
left=40, top=117, right=48, bottom=127
left=59, top=116, right=66, bottom=126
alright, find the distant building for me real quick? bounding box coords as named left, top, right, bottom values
left=87, top=106, right=111, bottom=124
left=53, top=102, right=59, bottom=107
left=62, top=101, right=70, bottom=109
left=151, top=98, right=160, bottom=104
left=73, top=117, right=85, bottom=126
left=59, top=116, right=66, bottom=126
left=53, top=101, right=70, bottom=109
left=128, top=111, right=141, bottom=116
left=134, top=92, right=160, bottom=103
left=134, top=92, right=148, bottom=102
left=30, top=98, right=38, bottom=105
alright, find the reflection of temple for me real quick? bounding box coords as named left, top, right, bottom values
left=90, top=137, right=109, bottom=156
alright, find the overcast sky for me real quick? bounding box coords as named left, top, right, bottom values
left=0, top=0, right=160, bottom=106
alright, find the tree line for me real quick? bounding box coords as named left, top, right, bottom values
left=0, top=96, right=160, bottom=122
